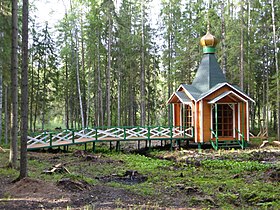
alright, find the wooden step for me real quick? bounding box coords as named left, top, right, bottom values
left=210, top=140, right=247, bottom=150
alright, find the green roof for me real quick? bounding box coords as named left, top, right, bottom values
left=181, top=84, right=201, bottom=100
left=191, top=53, right=227, bottom=93
left=168, top=47, right=254, bottom=104
left=175, top=91, right=192, bottom=104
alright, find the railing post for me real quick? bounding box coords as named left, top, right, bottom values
left=44, top=131, right=47, bottom=143
left=215, top=104, right=218, bottom=149
left=72, top=130, right=75, bottom=144
left=95, top=127, right=98, bottom=141
left=124, top=127, right=126, bottom=140
left=148, top=126, right=151, bottom=148
left=170, top=126, right=173, bottom=151
left=92, top=142, right=96, bottom=153
left=50, top=133, right=53, bottom=147
left=241, top=102, right=245, bottom=149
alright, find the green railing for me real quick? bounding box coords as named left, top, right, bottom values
left=209, top=128, right=246, bottom=150
left=210, top=128, right=219, bottom=150
left=236, top=129, right=245, bottom=149
left=27, top=126, right=194, bottom=150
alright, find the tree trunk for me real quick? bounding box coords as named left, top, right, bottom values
left=86, top=76, right=91, bottom=127
left=266, top=63, right=269, bottom=133
left=140, top=0, right=146, bottom=126
left=29, top=53, right=34, bottom=132
left=0, top=41, right=2, bottom=145
left=106, top=17, right=112, bottom=126
left=167, top=2, right=173, bottom=126
left=80, top=18, right=87, bottom=127
left=42, top=63, right=46, bottom=130
left=117, top=67, right=121, bottom=126
left=33, top=66, right=40, bottom=131
left=0, top=0, right=3, bottom=145
left=5, top=86, right=8, bottom=144
left=97, top=31, right=103, bottom=126
left=65, top=55, right=69, bottom=129
left=19, top=0, right=28, bottom=179
left=9, top=0, right=19, bottom=168
left=221, top=0, right=227, bottom=76
left=240, top=0, right=244, bottom=91
left=75, top=28, right=85, bottom=129
left=271, top=0, right=280, bottom=141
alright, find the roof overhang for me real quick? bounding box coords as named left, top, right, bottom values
left=176, top=84, right=197, bottom=101
left=167, top=91, right=192, bottom=104
left=208, top=91, right=247, bottom=104
left=197, top=82, right=255, bottom=103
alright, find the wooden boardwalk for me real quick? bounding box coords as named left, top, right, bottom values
left=27, top=126, right=194, bottom=151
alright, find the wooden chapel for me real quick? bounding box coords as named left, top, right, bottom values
left=167, top=31, right=254, bottom=150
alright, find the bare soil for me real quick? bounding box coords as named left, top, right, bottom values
left=0, top=142, right=279, bottom=209
left=0, top=176, right=156, bottom=210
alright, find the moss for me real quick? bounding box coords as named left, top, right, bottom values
left=1, top=146, right=280, bottom=209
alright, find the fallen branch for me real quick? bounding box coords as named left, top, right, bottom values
left=0, top=147, right=5, bottom=153
left=259, top=140, right=269, bottom=148
left=43, top=163, right=70, bottom=174
left=272, top=141, right=280, bottom=147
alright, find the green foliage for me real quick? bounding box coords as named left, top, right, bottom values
left=201, top=159, right=271, bottom=173
left=1, top=146, right=280, bottom=209
left=119, top=153, right=172, bottom=172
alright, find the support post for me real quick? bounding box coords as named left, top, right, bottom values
left=215, top=103, right=218, bottom=149
left=178, top=139, right=181, bottom=149
left=186, top=139, right=189, bottom=148
left=124, top=127, right=126, bottom=140
left=170, top=126, right=173, bottom=151
left=198, top=142, right=201, bottom=150
left=148, top=126, right=151, bottom=149
left=116, top=141, right=120, bottom=152
left=72, top=130, right=75, bottom=144
left=95, top=127, right=98, bottom=141
left=50, top=133, right=53, bottom=147
left=92, top=142, right=96, bottom=153
left=241, top=102, right=245, bottom=149
left=44, top=131, right=47, bottom=142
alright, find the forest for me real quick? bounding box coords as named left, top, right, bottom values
left=0, top=0, right=279, bottom=147
left=0, top=0, right=279, bottom=139
left=0, top=1, right=279, bottom=208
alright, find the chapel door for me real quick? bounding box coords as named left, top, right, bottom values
left=212, top=104, right=233, bottom=138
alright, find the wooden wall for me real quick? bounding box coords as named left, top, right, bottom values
left=173, top=104, right=181, bottom=127
left=199, top=86, right=249, bottom=142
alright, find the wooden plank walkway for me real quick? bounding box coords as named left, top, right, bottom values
left=27, top=126, right=194, bottom=151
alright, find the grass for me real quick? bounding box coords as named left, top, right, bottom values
left=201, top=159, right=271, bottom=173
left=0, top=139, right=279, bottom=209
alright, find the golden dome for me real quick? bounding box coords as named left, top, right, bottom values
left=200, top=31, right=218, bottom=47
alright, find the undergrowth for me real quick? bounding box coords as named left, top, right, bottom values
left=0, top=142, right=279, bottom=209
